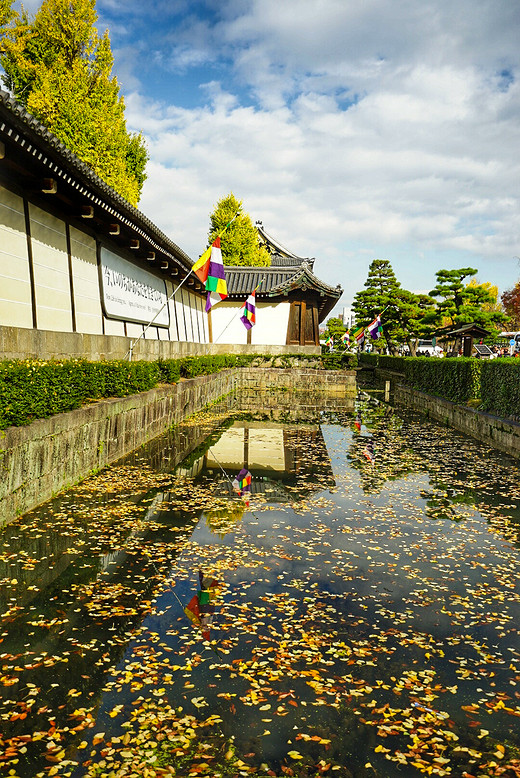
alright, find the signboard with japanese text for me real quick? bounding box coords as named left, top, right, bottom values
left=100, top=247, right=169, bottom=327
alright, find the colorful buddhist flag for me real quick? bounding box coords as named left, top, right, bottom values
left=352, top=326, right=365, bottom=347
left=184, top=570, right=219, bottom=641
left=191, top=237, right=228, bottom=312
left=240, top=289, right=256, bottom=330
left=368, top=314, right=383, bottom=340
left=354, top=412, right=361, bottom=432
left=342, top=330, right=350, bottom=345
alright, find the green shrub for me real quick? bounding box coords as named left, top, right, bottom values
left=480, top=358, right=520, bottom=419
left=404, top=357, right=481, bottom=403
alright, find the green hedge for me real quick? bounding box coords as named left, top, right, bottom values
left=0, top=352, right=351, bottom=429
left=357, top=353, right=378, bottom=368
left=378, top=355, right=406, bottom=373
left=403, top=357, right=481, bottom=403
left=321, top=353, right=357, bottom=370
left=480, top=358, right=520, bottom=419
left=0, top=359, right=160, bottom=429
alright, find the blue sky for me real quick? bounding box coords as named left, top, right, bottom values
left=16, top=0, right=520, bottom=311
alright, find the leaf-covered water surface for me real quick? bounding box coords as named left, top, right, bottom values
left=1, top=393, right=520, bottom=778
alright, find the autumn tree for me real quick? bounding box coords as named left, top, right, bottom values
left=208, top=193, right=271, bottom=267
left=0, top=0, right=147, bottom=206
left=501, top=282, right=520, bottom=329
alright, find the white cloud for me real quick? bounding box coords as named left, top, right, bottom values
left=17, top=0, right=520, bottom=303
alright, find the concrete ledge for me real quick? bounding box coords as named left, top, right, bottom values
left=394, top=384, right=520, bottom=459
left=0, top=367, right=356, bottom=527
left=0, top=325, right=321, bottom=360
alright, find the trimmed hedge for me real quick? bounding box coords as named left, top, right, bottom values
left=321, top=353, right=357, bottom=370
left=403, top=357, right=481, bottom=403
left=357, top=353, right=378, bottom=368
left=378, top=355, right=406, bottom=373
left=480, top=358, right=520, bottom=419
left=0, top=359, right=161, bottom=430
left=0, top=352, right=353, bottom=429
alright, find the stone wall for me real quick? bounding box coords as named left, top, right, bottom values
left=394, top=384, right=520, bottom=459
left=0, top=325, right=320, bottom=361
left=0, top=367, right=355, bottom=527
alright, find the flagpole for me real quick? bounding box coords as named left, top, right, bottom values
left=126, top=212, right=240, bottom=360
left=213, top=277, right=265, bottom=344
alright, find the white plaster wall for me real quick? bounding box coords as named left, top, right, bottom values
left=252, top=302, right=290, bottom=346
left=30, top=204, right=72, bottom=332
left=104, top=317, right=125, bottom=336
left=70, top=226, right=102, bottom=334
left=175, top=292, right=186, bottom=341
left=0, top=187, right=32, bottom=328
left=182, top=289, right=194, bottom=342
left=211, top=301, right=290, bottom=346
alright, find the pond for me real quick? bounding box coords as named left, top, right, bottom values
left=1, top=391, right=520, bottom=778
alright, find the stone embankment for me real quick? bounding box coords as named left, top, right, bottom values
left=0, top=367, right=356, bottom=527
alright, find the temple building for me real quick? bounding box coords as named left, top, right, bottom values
left=211, top=223, right=343, bottom=346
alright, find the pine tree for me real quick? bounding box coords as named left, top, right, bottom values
left=208, top=193, right=271, bottom=267
left=429, top=268, right=506, bottom=330
left=0, top=0, right=148, bottom=206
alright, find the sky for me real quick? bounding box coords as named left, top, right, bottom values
left=15, top=0, right=520, bottom=312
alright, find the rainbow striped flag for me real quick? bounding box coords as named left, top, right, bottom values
left=192, top=237, right=228, bottom=312
left=240, top=289, right=256, bottom=330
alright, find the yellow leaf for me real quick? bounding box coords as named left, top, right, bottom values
left=288, top=751, right=303, bottom=759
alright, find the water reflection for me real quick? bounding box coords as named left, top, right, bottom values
left=1, top=390, right=520, bottom=778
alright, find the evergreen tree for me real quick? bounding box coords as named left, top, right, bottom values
left=322, top=316, right=346, bottom=345
left=208, top=193, right=271, bottom=267
left=352, top=259, right=402, bottom=353
left=429, top=268, right=506, bottom=331
left=0, top=0, right=148, bottom=206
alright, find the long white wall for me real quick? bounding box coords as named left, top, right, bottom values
left=0, top=186, right=208, bottom=344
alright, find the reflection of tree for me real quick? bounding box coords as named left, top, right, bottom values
left=205, top=500, right=246, bottom=537
left=348, top=400, right=422, bottom=494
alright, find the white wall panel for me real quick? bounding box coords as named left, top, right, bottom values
left=70, top=226, right=102, bottom=334
left=30, top=204, right=72, bottom=332
left=251, top=303, right=290, bottom=346
left=0, top=187, right=32, bottom=328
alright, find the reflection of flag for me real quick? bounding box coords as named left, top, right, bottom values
left=363, top=440, right=375, bottom=463
left=354, top=413, right=361, bottom=432
left=240, top=289, right=256, bottom=330
left=184, top=571, right=218, bottom=641
left=233, top=468, right=252, bottom=496
left=368, top=315, right=383, bottom=340
left=192, top=237, right=228, bottom=312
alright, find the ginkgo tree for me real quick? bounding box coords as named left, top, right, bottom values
left=207, top=193, right=271, bottom=267
left=0, top=0, right=148, bottom=206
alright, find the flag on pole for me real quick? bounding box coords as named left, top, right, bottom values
left=368, top=314, right=383, bottom=340
left=352, top=326, right=365, bottom=347
left=192, top=237, right=228, bottom=312
left=240, top=289, right=256, bottom=330
left=342, top=330, right=350, bottom=346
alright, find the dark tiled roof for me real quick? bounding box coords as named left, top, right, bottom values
left=225, top=261, right=342, bottom=304
left=0, top=90, right=194, bottom=272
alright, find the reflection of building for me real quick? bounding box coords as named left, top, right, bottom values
left=210, top=224, right=342, bottom=347
left=201, top=421, right=335, bottom=500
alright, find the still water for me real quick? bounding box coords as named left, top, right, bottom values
left=1, top=392, right=520, bottom=778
